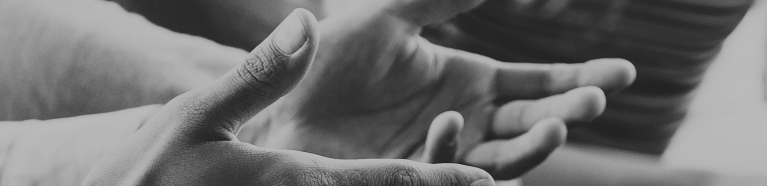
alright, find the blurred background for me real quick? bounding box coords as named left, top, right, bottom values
left=662, top=0, right=767, bottom=177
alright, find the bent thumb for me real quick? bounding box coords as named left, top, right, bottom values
left=163, top=8, right=319, bottom=134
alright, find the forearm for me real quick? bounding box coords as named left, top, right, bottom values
left=0, top=105, right=162, bottom=186
left=0, top=0, right=246, bottom=120
left=522, top=143, right=713, bottom=186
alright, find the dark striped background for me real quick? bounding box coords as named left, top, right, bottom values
left=423, top=0, right=754, bottom=154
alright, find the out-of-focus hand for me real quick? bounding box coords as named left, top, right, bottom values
left=244, top=0, right=636, bottom=180
left=82, top=9, right=495, bottom=186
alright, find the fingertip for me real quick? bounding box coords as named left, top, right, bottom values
left=613, top=58, right=637, bottom=84
left=563, top=86, right=606, bottom=125
left=292, top=8, right=320, bottom=49
left=582, top=58, right=636, bottom=94
left=608, top=58, right=637, bottom=90
left=528, top=118, right=567, bottom=151
left=283, top=9, right=319, bottom=79
left=430, top=111, right=465, bottom=137
left=255, top=8, right=318, bottom=94
left=273, top=9, right=311, bottom=55
left=423, top=111, right=465, bottom=163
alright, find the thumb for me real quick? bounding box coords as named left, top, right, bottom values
left=422, top=111, right=464, bottom=163
left=162, top=9, right=319, bottom=134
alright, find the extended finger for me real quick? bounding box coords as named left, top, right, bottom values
left=463, top=118, right=566, bottom=180
left=494, top=58, right=636, bottom=99
left=159, top=9, right=319, bottom=134
left=491, top=86, right=605, bottom=138
left=422, top=111, right=464, bottom=163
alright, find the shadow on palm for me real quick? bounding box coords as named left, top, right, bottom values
left=245, top=0, right=636, bottom=180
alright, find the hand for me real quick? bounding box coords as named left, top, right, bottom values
left=243, top=0, right=636, bottom=180
left=82, top=9, right=495, bottom=186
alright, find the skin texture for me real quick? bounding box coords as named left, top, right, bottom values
left=54, top=0, right=764, bottom=185
left=82, top=9, right=496, bottom=186
left=239, top=0, right=636, bottom=180
left=0, top=0, right=635, bottom=185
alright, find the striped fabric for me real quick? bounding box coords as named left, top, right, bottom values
left=424, top=0, right=754, bottom=154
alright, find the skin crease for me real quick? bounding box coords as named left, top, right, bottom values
left=61, top=0, right=765, bottom=185
left=81, top=9, right=498, bottom=186
left=238, top=0, right=636, bottom=180
left=0, top=0, right=635, bottom=185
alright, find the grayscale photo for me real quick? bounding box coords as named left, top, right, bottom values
left=0, top=0, right=765, bottom=185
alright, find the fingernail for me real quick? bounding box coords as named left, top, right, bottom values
left=273, top=10, right=308, bottom=55
left=471, top=179, right=495, bottom=186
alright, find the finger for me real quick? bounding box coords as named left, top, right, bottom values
left=389, top=0, right=487, bottom=26
left=491, top=86, right=605, bottom=138
left=275, top=151, right=496, bottom=186
left=463, top=118, right=566, bottom=180
left=494, top=58, right=636, bottom=99
left=422, top=111, right=464, bottom=163
left=160, top=9, right=319, bottom=133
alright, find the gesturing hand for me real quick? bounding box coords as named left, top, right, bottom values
left=82, top=9, right=495, bottom=186
left=243, top=0, right=636, bottom=180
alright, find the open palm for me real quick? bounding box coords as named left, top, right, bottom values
left=242, top=0, right=635, bottom=179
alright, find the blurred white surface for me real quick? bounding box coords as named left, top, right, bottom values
left=663, top=0, right=767, bottom=177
